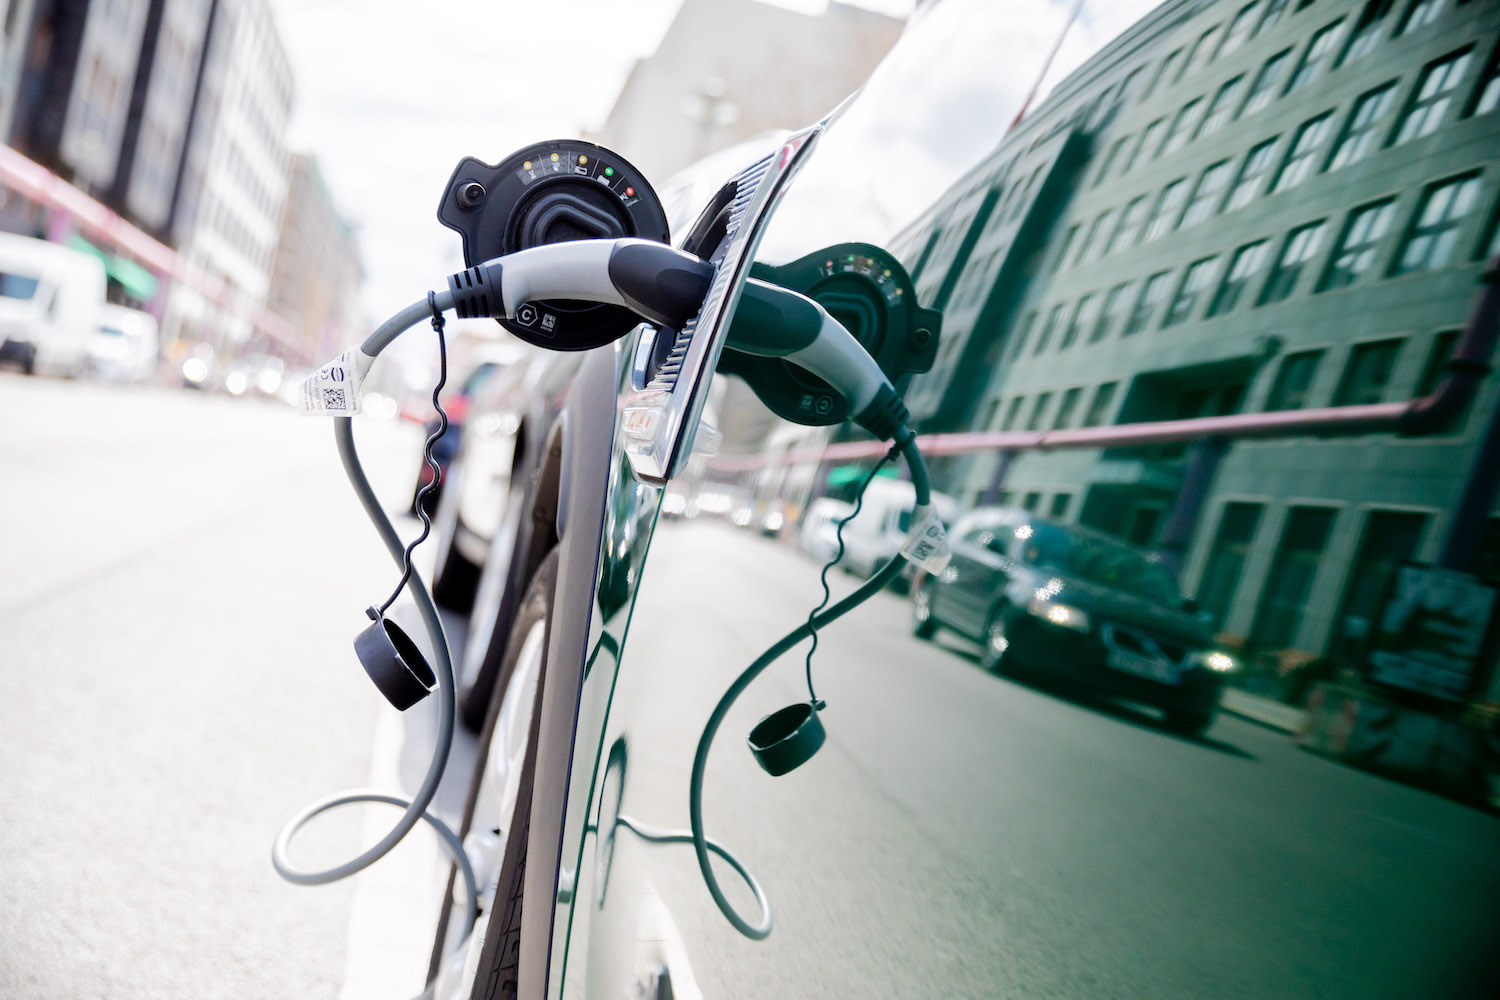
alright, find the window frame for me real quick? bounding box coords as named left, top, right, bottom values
left=1318, top=197, right=1397, bottom=290
left=1162, top=255, right=1221, bottom=327
left=1209, top=238, right=1271, bottom=315
left=1258, top=219, right=1330, bottom=304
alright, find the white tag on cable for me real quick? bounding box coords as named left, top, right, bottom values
left=301, top=347, right=375, bottom=415
left=902, top=503, right=951, bottom=574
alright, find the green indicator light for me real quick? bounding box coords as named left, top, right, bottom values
left=604, top=167, right=614, bottom=177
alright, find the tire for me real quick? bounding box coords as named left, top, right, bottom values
left=979, top=605, right=1019, bottom=675
left=912, top=579, right=939, bottom=639
left=426, top=549, right=557, bottom=997
left=1162, top=707, right=1215, bottom=738
left=430, top=464, right=481, bottom=611
left=457, top=475, right=536, bottom=732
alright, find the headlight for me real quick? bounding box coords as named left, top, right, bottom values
left=1026, top=597, right=1091, bottom=632
left=1202, top=651, right=1238, bottom=673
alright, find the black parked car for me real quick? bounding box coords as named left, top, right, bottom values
left=911, top=507, right=1237, bottom=736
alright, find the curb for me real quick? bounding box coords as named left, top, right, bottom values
left=1221, top=689, right=1306, bottom=734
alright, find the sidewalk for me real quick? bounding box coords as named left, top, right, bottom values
left=1221, top=688, right=1306, bottom=734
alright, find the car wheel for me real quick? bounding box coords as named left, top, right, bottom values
left=912, top=579, right=939, bottom=639
left=980, top=605, right=1018, bottom=674
left=429, top=464, right=481, bottom=611
left=457, top=476, right=534, bottom=732
left=1162, top=707, right=1215, bottom=738
left=427, top=549, right=556, bottom=999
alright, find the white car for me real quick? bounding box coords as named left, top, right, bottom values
left=87, top=304, right=159, bottom=383
left=0, top=233, right=106, bottom=376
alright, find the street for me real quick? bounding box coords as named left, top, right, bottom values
left=3, top=377, right=1499, bottom=999
left=0, top=374, right=451, bottom=999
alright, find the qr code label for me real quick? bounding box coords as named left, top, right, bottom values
left=902, top=504, right=951, bottom=574
left=301, top=347, right=373, bottom=416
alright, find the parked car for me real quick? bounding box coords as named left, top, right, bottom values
left=910, top=507, right=1234, bottom=734
left=0, top=232, right=106, bottom=376
left=408, top=350, right=516, bottom=516
left=86, top=304, right=159, bottom=383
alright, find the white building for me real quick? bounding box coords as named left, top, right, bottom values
left=164, top=0, right=293, bottom=351
left=589, top=0, right=904, bottom=184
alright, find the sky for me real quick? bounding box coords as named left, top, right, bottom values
left=270, top=0, right=1158, bottom=335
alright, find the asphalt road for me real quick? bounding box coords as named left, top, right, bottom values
left=0, top=374, right=439, bottom=999
left=594, top=521, right=1500, bottom=1000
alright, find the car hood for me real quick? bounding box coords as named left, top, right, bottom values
left=1029, top=572, right=1211, bottom=647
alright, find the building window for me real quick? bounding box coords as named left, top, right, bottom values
left=1025, top=392, right=1053, bottom=431
left=1319, top=198, right=1396, bottom=289
left=1467, top=45, right=1500, bottom=117
left=1223, top=138, right=1279, bottom=212
left=1059, top=294, right=1094, bottom=351
left=1394, top=0, right=1444, bottom=37
left=1331, top=510, right=1428, bottom=662
left=1083, top=382, right=1119, bottom=426
left=1326, top=82, right=1397, bottom=170
left=1219, top=3, right=1261, bottom=58
left=1092, top=282, right=1131, bottom=342
left=1391, top=48, right=1473, bottom=145
left=1392, top=172, right=1481, bottom=274
left=1008, top=311, right=1037, bottom=361
left=1334, top=337, right=1404, bottom=404
left=1182, top=25, right=1223, bottom=82
left=1209, top=239, right=1271, bottom=315
left=1180, top=160, right=1232, bottom=229
left=1241, top=49, right=1292, bottom=117
left=1124, top=271, right=1172, bottom=335
left=1108, top=195, right=1149, bottom=254
left=1032, top=303, right=1067, bottom=355
left=1076, top=208, right=1114, bottom=264
left=1271, top=112, right=1333, bottom=192
left=1001, top=396, right=1026, bottom=430
left=1416, top=329, right=1459, bottom=395
left=1159, top=99, right=1203, bottom=157
left=1265, top=349, right=1325, bottom=409
left=1162, top=256, right=1220, bottom=327
left=1146, top=49, right=1185, bottom=99
left=1195, top=502, right=1264, bottom=627
left=1126, top=120, right=1166, bottom=175
left=1049, top=493, right=1074, bottom=518
left=1258, top=220, right=1328, bottom=304
left=1285, top=20, right=1344, bottom=95
left=1198, top=77, right=1245, bottom=140
left=1054, top=387, right=1083, bottom=428
left=1252, top=505, right=1338, bottom=651
left=1052, top=224, right=1081, bottom=274
left=1256, top=0, right=1291, bottom=37
left=1338, top=0, right=1393, bottom=67
left=1093, top=136, right=1130, bottom=186
left=1022, top=492, right=1043, bottom=512
left=1480, top=198, right=1500, bottom=261
left=1143, top=179, right=1188, bottom=242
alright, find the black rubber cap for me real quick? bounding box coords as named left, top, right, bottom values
left=747, top=702, right=825, bottom=776
left=354, top=612, right=436, bottom=711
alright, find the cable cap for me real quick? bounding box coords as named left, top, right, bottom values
left=354, top=609, right=436, bottom=711
left=747, top=702, right=825, bottom=776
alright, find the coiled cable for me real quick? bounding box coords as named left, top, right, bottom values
left=271, top=292, right=479, bottom=998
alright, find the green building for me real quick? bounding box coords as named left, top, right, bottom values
left=891, top=0, right=1500, bottom=693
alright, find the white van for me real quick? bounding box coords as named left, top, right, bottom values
left=0, top=233, right=107, bottom=376
left=838, top=476, right=957, bottom=583
left=88, top=304, right=160, bottom=383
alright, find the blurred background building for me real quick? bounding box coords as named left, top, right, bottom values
left=266, top=153, right=362, bottom=363
left=0, top=0, right=358, bottom=377
left=588, top=0, right=904, bottom=182
left=886, top=0, right=1500, bottom=691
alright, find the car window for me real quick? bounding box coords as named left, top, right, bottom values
left=0, top=271, right=40, bottom=300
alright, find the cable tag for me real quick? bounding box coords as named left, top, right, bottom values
left=301, top=347, right=375, bottom=415
left=901, top=504, right=951, bottom=574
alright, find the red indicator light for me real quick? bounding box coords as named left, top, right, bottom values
left=625, top=186, right=635, bottom=197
